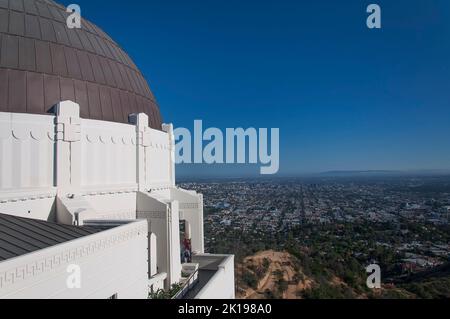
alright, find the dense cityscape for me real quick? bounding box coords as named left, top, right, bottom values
left=179, top=174, right=450, bottom=299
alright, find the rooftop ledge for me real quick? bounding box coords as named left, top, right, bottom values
left=182, top=254, right=235, bottom=300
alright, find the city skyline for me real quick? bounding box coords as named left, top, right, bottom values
left=60, top=0, right=450, bottom=176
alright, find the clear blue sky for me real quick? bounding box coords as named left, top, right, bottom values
left=61, top=0, right=450, bottom=177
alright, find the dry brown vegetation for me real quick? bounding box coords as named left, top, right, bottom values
left=236, top=250, right=314, bottom=299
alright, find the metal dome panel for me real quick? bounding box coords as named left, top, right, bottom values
left=0, top=0, right=162, bottom=129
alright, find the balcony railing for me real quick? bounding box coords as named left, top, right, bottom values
left=172, top=269, right=199, bottom=299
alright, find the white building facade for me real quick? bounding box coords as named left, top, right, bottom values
left=0, top=102, right=235, bottom=299
left=0, top=0, right=234, bottom=299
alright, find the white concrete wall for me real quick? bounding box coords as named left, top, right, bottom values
left=80, top=192, right=137, bottom=221
left=148, top=272, right=166, bottom=293
left=0, top=106, right=172, bottom=222
left=0, top=105, right=172, bottom=198
left=129, top=114, right=174, bottom=191
left=0, top=220, right=149, bottom=299
left=0, top=113, right=57, bottom=221
left=0, top=113, right=55, bottom=191
left=0, top=195, right=56, bottom=221
left=172, top=188, right=205, bottom=254
left=145, top=129, right=173, bottom=189
left=193, top=255, right=235, bottom=300
left=136, top=191, right=182, bottom=289
left=81, top=119, right=136, bottom=189
left=168, top=200, right=182, bottom=286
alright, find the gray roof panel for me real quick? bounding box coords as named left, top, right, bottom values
left=0, top=213, right=108, bottom=262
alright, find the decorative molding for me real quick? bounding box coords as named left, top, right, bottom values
left=55, top=118, right=81, bottom=142
left=179, top=203, right=200, bottom=210
left=148, top=143, right=170, bottom=150
left=83, top=211, right=137, bottom=221
left=0, top=223, right=147, bottom=290
left=85, top=133, right=136, bottom=146
left=80, top=186, right=138, bottom=197
left=137, top=211, right=167, bottom=220
left=148, top=186, right=171, bottom=192
left=0, top=191, right=56, bottom=204
left=0, top=127, right=54, bottom=142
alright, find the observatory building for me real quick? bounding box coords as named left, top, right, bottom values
left=0, top=0, right=234, bottom=299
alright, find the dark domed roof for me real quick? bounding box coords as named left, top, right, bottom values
left=0, top=0, right=162, bottom=129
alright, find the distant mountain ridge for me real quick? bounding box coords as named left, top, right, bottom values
left=319, top=170, right=450, bottom=177
left=177, top=169, right=450, bottom=182
left=321, top=170, right=400, bottom=175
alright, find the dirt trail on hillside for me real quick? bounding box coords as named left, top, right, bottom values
left=237, top=250, right=313, bottom=299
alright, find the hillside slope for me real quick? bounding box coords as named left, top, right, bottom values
left=236, top=250, right=450, bottom=299
left=236, top=251, right=313, bottom=299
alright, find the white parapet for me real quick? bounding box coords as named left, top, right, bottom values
left=192, top=254, right=236, bottom=299
left=0, top=220, right=149, bottom=299
left=0, top=112, right=55, bottom=192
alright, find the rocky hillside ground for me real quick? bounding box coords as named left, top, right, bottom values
left=236, top=250, right=450, bottom=299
